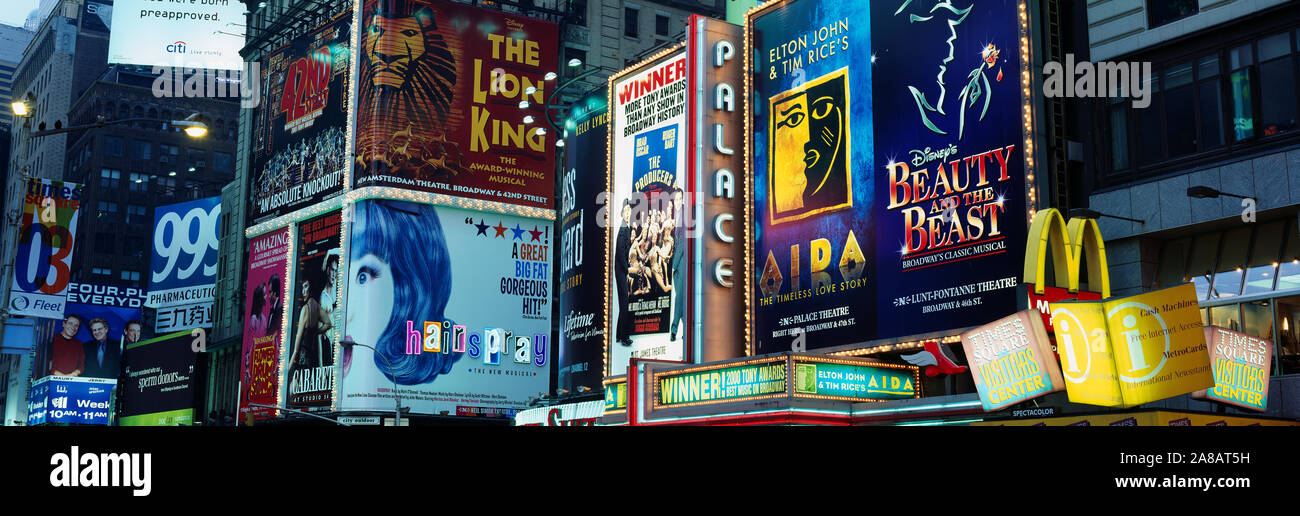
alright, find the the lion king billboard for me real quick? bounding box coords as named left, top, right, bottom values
left=353, top=0, right=560, bottom=210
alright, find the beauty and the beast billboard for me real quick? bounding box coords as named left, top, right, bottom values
left=354, top=0, right=560, bottom=209
left=248, top=14, right=350, bottom=224
left=749, top=0, right=1030, bottom=353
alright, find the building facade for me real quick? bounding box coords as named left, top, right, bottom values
left=0, top=23, right=36, bottom=131
left=1085, top=0, right=1300, bottom=417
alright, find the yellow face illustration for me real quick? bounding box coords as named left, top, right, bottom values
left=767, top=67, right=852, bottom=225
left=366, top=14, right=428, bottom=89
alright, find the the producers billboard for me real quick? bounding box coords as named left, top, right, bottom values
left=248, top=14, right=350, bottom=223
left=119, top=330, right=199, bottom=426
left=338, top=200, right=550, bottom=415
left=26, top=376, right=116, bottom=425
left=35, top=283, right=146, bottom=381
left=10, top=178, right=83, bottom=319
left=558, top=91, right=608, bottom=395
left=748, top=0, right=1030, bottom=353
left=606, top=47, right=690, bottom=376
left=239, top=228, right=291, bottom=421
left=148, top=195, right=221, bottom=333
left=353, top=0, right=559, bottom=209
left=286, top=211, right=342, bottom=411
left=106, top=0, right=245, bottom=69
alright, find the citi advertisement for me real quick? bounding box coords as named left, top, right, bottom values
left=26, top=376, right=116, bottom=426
left=106, top=0, right=245, bottom=69
left=10, top=178, right=82, bottom=319
left=119, top=330, right=199, bottom=426
left=33, top=283, right=145, bottom=381
left=558, top=92, right=609, bottom=394
left=353, top=0, right=560, bottom=209
left=748, top=0, right=1028, bottom=353
left=338, top=200, right=550, bottom=415
left=248, top=14, right=350, bottom=223
left=606, top=49, right=690, bottom=376
left=148, top=196, right=221, bottom=333
left=240, top=229, right=291, bottom=421
left=286, top=211, right=342, bottom=411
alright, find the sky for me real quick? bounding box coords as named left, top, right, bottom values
left=0, top=0, right=41, bottom=29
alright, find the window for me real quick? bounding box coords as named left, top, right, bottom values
left=91, top=267, right=111, bottom=277
left=572, top=0, right=587, bottom=26
left=1229, top=44, right=1255, bottom=141
left=1147, top=0, right=1198, bottom=29
left=124, top=236, right=146, bottom=258
left=99, top=169, right=120, bottom=189
left=1256, top=31, right=1297, bottom=136
left=131, top=140, right=152, bottom=160
left=97, top=201, right=118, bottom=221
left=624, top=7, right=639, bottom=38
left=160, top=144, right=180, bottom=164
left=103, top=136, right=124, bottom=157
left=129, top=172, right=148, bottom=192
left=656, top=14, right=671, bottom=36
left=120, top=270, right=141, bottom=283
left=127, top=204, right=147, bottom=224
left=1243, top=220, right=1285, bottom=295
left=94, top=234, right=114, bottom=254
left=1275, top=295, right=1300, bottom=374
left=214, top=152, right=232, bottom=172
left=1208, top=227, right=1251, bottom=299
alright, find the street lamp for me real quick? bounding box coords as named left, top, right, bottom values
left=342, top=338, right=404, bottom=427
left=1068, top=208, right=1146, bottom=224
left=1187, top=186, right=1252, bottom=200
left=11, top=93, right=32, bottom=117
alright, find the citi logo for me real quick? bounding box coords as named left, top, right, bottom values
left=51, top=396, right=68, bottom=409
left=50, top=446, right=152, bottom=497
left=166, top=41, right=187, bottom=54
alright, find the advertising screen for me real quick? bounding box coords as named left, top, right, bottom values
left=558, top=91, right=608, bottom=395
left=148, top=196, right=221, bottom=333
left=106, top=0, right=246, bottom=69
left=247, top=15, right=350, bottom=223
left=338, top=200, right=551, bottom=416
left=27, top=376, right=116, bottom=425
left=10, top=178, right=83, bottom=319
left=119, top=330, right=199, bottom=426
left=286, top=211, right=342, bottom=411
left=749, top=0, right=1029, bottom=353
left=239, top=229, right=291, bottom=420
left=353, top=0, right=559, bottom=209
left=35, top=283, right=146, bottom=381
left=606, top=49, right=690, bottom=376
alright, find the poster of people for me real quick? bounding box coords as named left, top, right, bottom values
left=286, top=211, right=342, bottom=411
left=337, top=200, right=550, bottom=416
left=748, top=0, right=1027, bottom=354
left=148, top=196, right=221, bottom=333
left=239, top=228, right=291, bottom=421
left=353, top=0, right=559, bottom=209
left=9, top=178, right=82, bottom=319
left=605, top=49, right=690, bottom=376
left=119, top=330, right=199, bottom=426
left=558, top=91, right=608, bottom=395
left=34, top=282, right=145, bottom=381
left=247, top=14, right=350, bottom=223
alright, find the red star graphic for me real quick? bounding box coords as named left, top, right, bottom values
left=529, top=226, right=543, bottom=241
left=493, top=222, right=508, bottom=238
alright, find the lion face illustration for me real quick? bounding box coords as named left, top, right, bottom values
left=365, top=13, right=429, bottom=89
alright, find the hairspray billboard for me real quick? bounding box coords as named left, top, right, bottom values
left=606, top=48, right=691, bottom=376
left=286, top=211, right=342, bottom=411
left=248, top=14, right=350, bottom=224
left=353, top=0, right=559, bottom=209
left=748, top=0, right=1030, bottom=353
left=338, top=199, right=550, bottom=416
left=119, top=330, right=199, bottom=426
left=240, top=228, right=291, bottom=421
left=148, top=195, right=221, bottom=333
left=10, top=178, right=82, bottom=319
left=558, top=91, right=609, bottom=394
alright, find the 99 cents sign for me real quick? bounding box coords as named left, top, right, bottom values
left=8, top=179, right=83, bottom=319
left=147, top=196, right=222, bottom=333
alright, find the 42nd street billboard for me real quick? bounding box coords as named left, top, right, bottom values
left=749, top=0, right=1030, bottom=353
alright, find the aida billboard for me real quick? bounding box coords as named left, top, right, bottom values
left=353, top=0, right=559, bottom=209
left=239, top=229, right=291, bottom=421
left=248, top=14, right=350, bottom=223
left=10, top=178, right=83, bottom=319
left=337, top=200, right=551, bottom=415
left=107, top=0, right=245, bottom=69
left=748, top=0, right=1030, bottom=353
